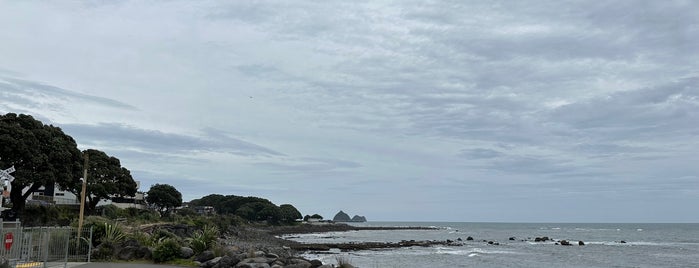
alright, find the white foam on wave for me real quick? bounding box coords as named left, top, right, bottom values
left=434, top=247, right=517, bottom=256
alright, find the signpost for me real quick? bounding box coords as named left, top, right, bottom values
left=0, top=166, right=15, bottom=182
left=0, top=165, right=15, bottom=207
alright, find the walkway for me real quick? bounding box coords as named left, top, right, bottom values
left=65, top=263, right=188, bottom=268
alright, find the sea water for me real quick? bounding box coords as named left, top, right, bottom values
left=283, top=222, right=699, bottom=268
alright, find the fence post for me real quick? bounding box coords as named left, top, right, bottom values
left=43, top=228, right=49, bottom=268
left=87, top=226, right=93, bottom=263
left=63, top=228, right=70, bottom=268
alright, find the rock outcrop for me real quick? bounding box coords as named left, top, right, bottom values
left=333, top=211, right=351, bottom=222
left=332, top=211, right=367, bottom=222
left=351, top=215, right=367, bottom=222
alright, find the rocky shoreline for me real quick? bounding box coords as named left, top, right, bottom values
left=194, top=223, right=601, bottom=267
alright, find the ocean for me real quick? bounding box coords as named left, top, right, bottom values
left=282, top=222, right=699, bottom=268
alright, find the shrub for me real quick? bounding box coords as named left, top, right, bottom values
left=187, top=225, right=219, bottom=254
left=130, top=231, right=154, bottom=247
left=103, top=223, right=127, bottom=245
left=153, top=238, right=181, bottom=263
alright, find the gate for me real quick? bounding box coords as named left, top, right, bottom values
left=0, top=221, right=92, bottom=268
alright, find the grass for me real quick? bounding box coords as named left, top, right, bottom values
left=336, top=255, right=354, bottom=268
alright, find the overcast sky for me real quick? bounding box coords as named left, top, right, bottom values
left=1, top=1, right=697, bottom=222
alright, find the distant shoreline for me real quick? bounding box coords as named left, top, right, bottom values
left=267, top=222, right=439, bottom=236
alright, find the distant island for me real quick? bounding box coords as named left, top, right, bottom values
left=333, top=210, right=367, bottom=222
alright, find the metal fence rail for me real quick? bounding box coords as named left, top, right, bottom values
left=1, top=221, right=91, bottom=268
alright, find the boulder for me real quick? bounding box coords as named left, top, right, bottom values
left=466, top=236, right=474, bottom=241
left=578, top=241, right=585, bottom=246
left=204, top=257, right=222, bottom=268
left=235, top=263, right=270, bottom=268
left=214, top=256, right=237, bottom=268
left=620, top=241, right=627, bottom=244
left=136, top=246, right=152, bottom=259
left=117, top=246, right=138, bottom=260
left=286, top=258, right=312, bottom=267
left=180, top=247, right=194, bottom=258
left=284, top=264, right=310, bottom=268
left=534, top=237, right=550, bottom=242
left=309, top=259, right=323, bottom=267
left=560, top=240, right=571, bottom=246
left=509, top=237, right=516, bottom=241
left=196, top=250, right=217, bottom=262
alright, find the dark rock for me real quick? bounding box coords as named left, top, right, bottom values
left=534, top=237, right=550, bottom=242
left=117, top=246, right=138, bottom=260
left=560, top=240, right=571, bottom=246
left=196, top=250, right=216, bottom=262
left=487, top=241, right=494, bottom=245
left=235, top=263, right=271, bottom=268
left=309, top=259, right=323, bottom=267
left=286, top=258, right=312, bottom=267
left=447, top=239, right=453, bottom=243
left=466, top=236, right=474, bottom=241
left=457, top=238, right=462, bottom=241
left=509, top=237, right=516, bottom=241
left=350, top=215, right=367, bottom=222
left=578, top=241, right=585, bottom=246
left=333, top=211, right=352, bottom=222
left=284, top=263, right=311, bottom=268
left=620, top=241, right=627, bottom=244
left=180, top=247, right=194, bottom=258
left=136, top=246, right=152, bottom=259
left=204, top=257, right=222, bottom=268
left=216, top=256, right=236, bottom=268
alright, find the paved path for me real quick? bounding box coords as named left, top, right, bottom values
left=65, top=263, right=187, bottom=268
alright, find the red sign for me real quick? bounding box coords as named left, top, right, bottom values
left=4, top=232, right=12, bottom=250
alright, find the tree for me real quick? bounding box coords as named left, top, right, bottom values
left=0, top=113, right=83, bottom=214
left=146, top=184, right=182, bottom=215
left=78, top=149, right=137, bottom=214
left=279, top=204, right=302, bottom=223
left=304, top=214, right=323, bottom=221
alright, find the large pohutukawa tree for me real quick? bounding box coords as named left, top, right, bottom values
left=78, top=149, right=138, bottom=214
left=0, top=113, right=83, bottom=213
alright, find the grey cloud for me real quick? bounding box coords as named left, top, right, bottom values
left=549, top=77, right=699, bottom=139
left=0, top=76, right=137, bottom=110
left=458, top=148, right=505, bottom=159
left=62, top=123, right=282, bottom=156
left=254, top=157, right=362, bottom=173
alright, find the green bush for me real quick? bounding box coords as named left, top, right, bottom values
left=187, top=225, right=219, bottom=254
left=129, top=231, right=154, bottom=247
left=153, top=238, right=181, bottom=263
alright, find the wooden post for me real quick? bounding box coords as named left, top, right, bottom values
left=77, top=153, right=89, bottom=243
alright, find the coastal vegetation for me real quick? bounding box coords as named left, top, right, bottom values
left=1, top=113, right=333, bottom=266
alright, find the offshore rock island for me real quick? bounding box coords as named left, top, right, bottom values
left=332, top=210, right=367, bottom=222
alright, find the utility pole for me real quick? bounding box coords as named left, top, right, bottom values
left=77, top=153, right=89, bottom=241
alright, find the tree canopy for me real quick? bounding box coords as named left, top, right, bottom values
left=146, top=183, right=182, bottom=214
left=190, top=194, right=301, bottom=224
left=79, top=149, right=138, bottom=214
left=279, top=204, right=302, bottom=223
left=0, top=113, right=83, bottom=213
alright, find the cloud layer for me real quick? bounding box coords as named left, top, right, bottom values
left=0, top=0, right=697, bottom=222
